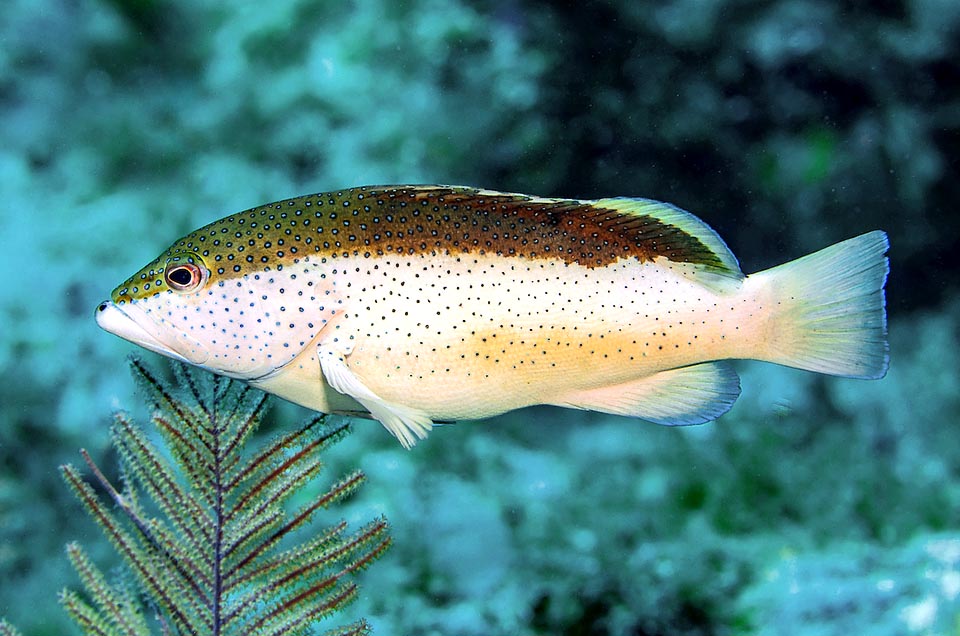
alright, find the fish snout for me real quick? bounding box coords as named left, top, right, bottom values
left=95, top=300, right=118, bottom=329
left=95, top=299, right=210, bottom=366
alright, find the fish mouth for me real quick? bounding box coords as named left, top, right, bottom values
left=95, top=300, right=210, bottom=365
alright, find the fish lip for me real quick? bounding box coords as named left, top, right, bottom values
left=95, top=300, right=208, bottom=365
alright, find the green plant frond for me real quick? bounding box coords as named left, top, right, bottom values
left=170, top=359, right=216, bottom=411
left=323, top=619, right=372, bottom=636
left=138, top=550, right=211, bottom=633
left=64, top=543, right=149, bottom=636
left=112, top=413, right=214, bottom=549
left=215, top=384, right=268, bottom=451
left=316, top=470, right=369, bottom=510
left=64, top=543, right=115, bottom=616
left=222, top=519, right=351, bottom=595
left=0, top=619, right=24, bottom=636
left=133, top=358, right=260, bottom=488
left=117, top=465, right=144, bottom=523
left=225, top=420, right=354, bottom=531
left=67, top=456, right=211, bottom=620
left=62, top=359, right=389, bottom=634
left=150, top=413, right=214, bottom=491
left=141, top=517, right=214, bottom=593
left=327, top=519, right=393, bottom=585
left=59, top=589, right=117, bottom=636
left=62, top=462, right=209, bottom=634
left=170, top=358, right=268, bottom=455
left=227, top=450, right=324, bottom=528
left=217, top=394, right=271, bottom=468
left=228, top=471, right=366, bottom=580
left=245, top=418, right=351, bottom=483
left=129, top=359, right=196, bottom=437
left=61, top=464, right=153, bottom=580
left=111, top=575, right=151, bottom=636
left=225, top=545, right=346, bottom=625
left=224, top=418, right=326, bottom=498
left=251, top=581, right=360, bottom=636
left=226, top=517, right=390, bottom=628
left=223, top=469, right=367, bottom=583
left=222, top=507, right=285, bottom=571
left=222, top=425, right=355, bottom=555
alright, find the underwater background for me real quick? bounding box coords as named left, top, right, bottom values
left=2, top=0, right=959, bottom=634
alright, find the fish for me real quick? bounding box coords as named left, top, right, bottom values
left=96, top=185, right=889, bottom=448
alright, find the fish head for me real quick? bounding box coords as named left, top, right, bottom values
left=96, top=223, right=317, bottom=380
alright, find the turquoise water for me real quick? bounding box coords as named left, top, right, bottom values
left=2, top=1, right=959, bottom=634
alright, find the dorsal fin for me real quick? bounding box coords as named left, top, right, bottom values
left=592, top=197, right=743, bottom=284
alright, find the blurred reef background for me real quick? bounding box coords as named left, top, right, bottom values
left=2, top=0, right=959, bottom=634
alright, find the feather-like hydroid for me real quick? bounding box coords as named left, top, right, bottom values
left=60, top=358, right=390, bottom=635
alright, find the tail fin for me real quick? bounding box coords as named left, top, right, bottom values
left=755, top=231, right=889, bottom=379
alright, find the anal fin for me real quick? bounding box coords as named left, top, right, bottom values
left=555, top=362, right=741, bottom=426
left=317, top=346, right=434, bottom=448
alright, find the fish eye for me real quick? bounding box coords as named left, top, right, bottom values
left=164, top=263, right=205, bottom=292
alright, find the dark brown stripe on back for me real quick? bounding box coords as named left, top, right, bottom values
left=180, top=185, right=727, bottom=270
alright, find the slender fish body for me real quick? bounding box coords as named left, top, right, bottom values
left=97, top=185, right=889, bottom=447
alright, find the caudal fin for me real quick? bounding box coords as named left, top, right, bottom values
left=756, top=231, right=889, bottom=379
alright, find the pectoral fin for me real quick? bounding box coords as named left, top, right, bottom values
left=317, top=345, right=434, bottom=448
left=555, top=362, right=741, bottom=425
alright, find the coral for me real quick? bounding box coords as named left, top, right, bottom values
left=741, top=535, right=960, bottom=636
left=58, top=359, right=389, bottom=635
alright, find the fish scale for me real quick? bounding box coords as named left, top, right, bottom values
left=97, top=185, right=890, bottom=448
